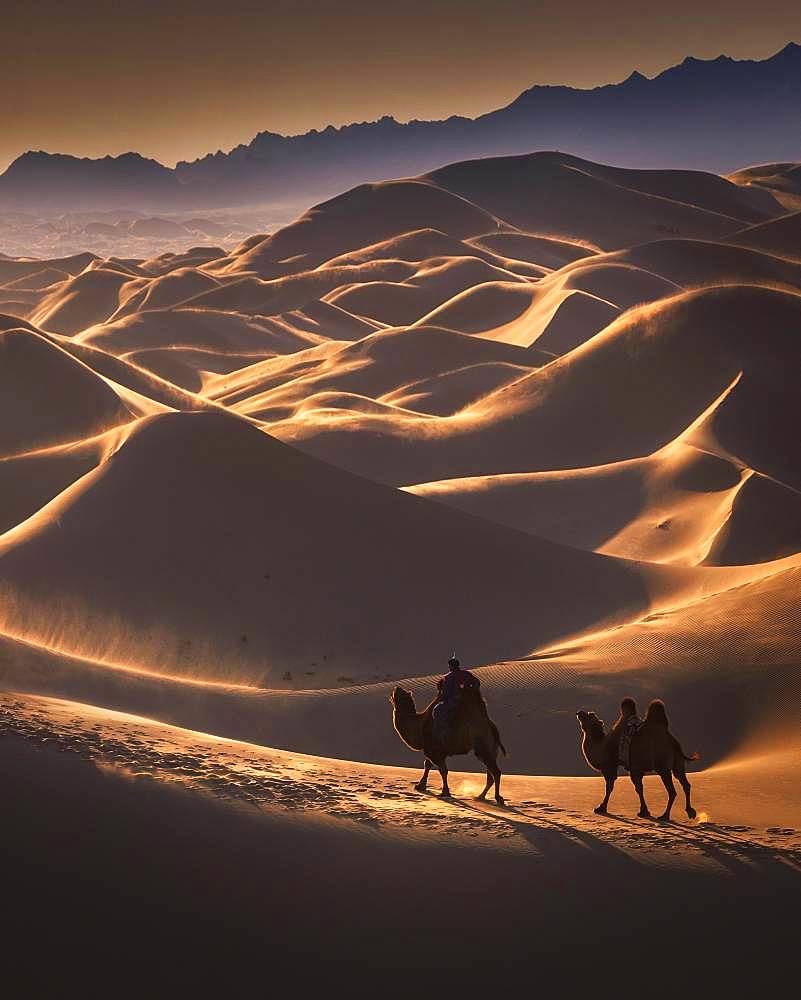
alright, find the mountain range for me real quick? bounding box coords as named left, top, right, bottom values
left=1, top=42, right=799, bottom=212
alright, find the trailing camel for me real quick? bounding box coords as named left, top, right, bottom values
left=576, top=700, right=700, bottom=821
left=390, top=685, right=507, bottom=803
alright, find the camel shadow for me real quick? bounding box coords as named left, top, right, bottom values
left=428, top=793, right=801, bottom=881
left=447, top=796, right=641, bottom=872
left=576, top=805, right=801, bottom=878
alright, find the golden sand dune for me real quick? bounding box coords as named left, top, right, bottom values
left=0, top=410, right=652, bottom=687
left=412, top=270, right=630, bottom=350
left=0, top=430, right=118, bottom=535
left=30, top=263, right=135, bottom=335
left=229, top=324, right=540, bottom=421
left=0, top=251, right=96, bottom=285
left=211, top=179, right=502, bottom=277
left=726, top=211, right=801, bottom=260
left=427, top=152, right=778, bottom=248
left=0, top=326, right=133, bottom=457
left=319, top=227, right=542, bottom=276
left=325, top=256, right=532, bottom=327
left=203, top=340, right=349, bottom=406
left=184, top=260, right=416, bottom=316
left=407, top=443, right=747, bottom=565
left=1, top=266, right=70, bottom=291
left=106, top=266, right=222, bottom=320
left=274, top=286, right=801, bottom=486
left=1, top=151, right=801, bottom=872
left=615, top=237, right=801, bottom=288
left=380, top=361, right=535, bottom=417
left=728, top=161, right=801, bottom=211
left=470, top=231, right=598, bottom=268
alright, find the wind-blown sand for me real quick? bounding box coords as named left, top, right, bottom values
left=1, top=150, right=799, bottom=987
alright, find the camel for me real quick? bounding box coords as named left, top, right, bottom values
left=390, top=685, right=507, bottom=803
left=576, top=700, right=700, bottom=821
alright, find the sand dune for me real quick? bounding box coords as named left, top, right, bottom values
left=0, top=251, right=96, bottom=285
left=470, top=231, right=598, bottom=269
left=380, top=361, right=534, bottom=416
left=325, top=256, right=532, bottom=327
left=0, top=266, right=71, bottom=290
left=729, top=162, right=801, bottom=211
left=0, top=430, right=118, bottom=535
left=427, top=152, right=769, bottom=249
left=614, top=237, right=801, bottom=288
left=413, top=277, right=622, bottom=351
left=0, top=326, right=133, bottom=457
left=203, top=340, right=349, bottom=407
left=213, top=180, right=502, bottom=277
left=726, top=211, right=801, bottom=260
left=319, top=227, right=542, bottom=276
left=228, top=324, right=539, bottom=420
left=274, top=285, right=801, bottom=486
left=4, top=693, right=798, bottom=992
left=1, top=151, right=800, bottom=973
left=185, top=261, right=416, bottom=316
left=30, top=263, right=136, bottom=335
left=0, top=410, right=650, bottom=685
left=106, top=266, right=222, bottom=320
left=139, top=244, right=229, bottom=273
left=407, top=441, right=746, bottom=566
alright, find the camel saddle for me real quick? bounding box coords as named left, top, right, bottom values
left=618, top=717, right=645, bottom=770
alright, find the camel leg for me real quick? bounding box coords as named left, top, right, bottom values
left=595, top=771, right=616, bottom=815
left=429, top=753, right=451, bottom=798
left=415, top=759, right=432, bottom=792
left=476, top=770, right=493, bottom=801
left=673, top=760, right=696, bottom=819
left=657, top=770, right=677, bottom=822
left=474, top=742, right=504, bottom=805
left=631, top=770, right=651, bottom=818
left=489, top=753, right=504, bottom=805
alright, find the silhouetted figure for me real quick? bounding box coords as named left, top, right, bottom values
left=432, top=654, right=480, bottom=744
left=612, top=696, right=643, bottom=771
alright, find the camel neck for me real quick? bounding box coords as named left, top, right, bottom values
left=395, top=708, right=425, bottom=751
left=582, top=732, right=607, bottom=768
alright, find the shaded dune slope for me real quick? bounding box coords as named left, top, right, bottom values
left=0, top=411, right=650, bottom=686
left=0, top=326, right=133, bottom=457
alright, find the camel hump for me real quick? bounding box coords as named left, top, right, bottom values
left=645, top=699, right=669, bottom=726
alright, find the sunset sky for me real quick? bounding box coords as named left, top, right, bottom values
left=3, top=0, right=799, bottom=170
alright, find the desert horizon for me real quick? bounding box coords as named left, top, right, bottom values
left=2, top=8, right=801, bottom=991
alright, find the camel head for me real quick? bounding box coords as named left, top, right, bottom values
left=576, top=710, right=606, bottom=741
left=389, top=685, right=424, bottom=751
left=390, top=685, right=416, bottom=716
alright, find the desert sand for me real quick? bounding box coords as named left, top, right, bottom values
left=2, top=150, right=800, bottom=989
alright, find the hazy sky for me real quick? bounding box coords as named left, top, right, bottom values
left=2, top=0, right=799, bottom=170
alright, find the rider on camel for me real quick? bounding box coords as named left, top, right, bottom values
left=432, top=654, right=480, bottom=744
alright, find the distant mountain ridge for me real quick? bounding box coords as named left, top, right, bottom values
left=2, top=42, right=800, bottom=212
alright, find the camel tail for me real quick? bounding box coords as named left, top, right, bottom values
left=490, top=721, right=507, bottom=757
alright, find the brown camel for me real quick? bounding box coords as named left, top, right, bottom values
left=390, top=685, right=507, bottom=803
left=576, top=700, right=700, bottom=821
